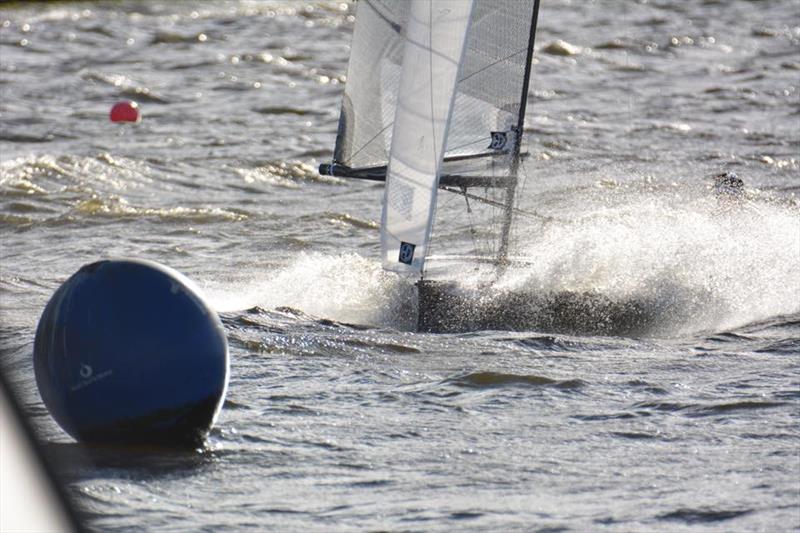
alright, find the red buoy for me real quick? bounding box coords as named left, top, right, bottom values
left=110, top=100, right=140, bottom=123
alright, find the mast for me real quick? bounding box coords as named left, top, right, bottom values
left=497, top=0, right=541, bottom=266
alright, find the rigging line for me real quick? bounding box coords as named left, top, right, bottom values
left=449, top=181, right=648, bottom=228
left=461, top=188, right=481, bottom=256
left=440, top=186, right=553, bottom=222
left=517, top=146, right=531, bottom=215
left=457, top=47, right=527, bottom=85
left=512, top=151, right=532, bottom=254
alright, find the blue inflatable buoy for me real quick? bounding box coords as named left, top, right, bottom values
left=34, top=259, right=228, bottom=447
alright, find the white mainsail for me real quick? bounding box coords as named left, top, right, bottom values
left=380, top=0, right=475, bottom=272
left=323, top=0, right=540, bottom=277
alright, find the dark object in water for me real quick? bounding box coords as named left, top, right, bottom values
left=418, top=279, right=655, bottom=336
left=713, top=172, right=744, bottom=198
left=34, top=259, right=229, bottom=447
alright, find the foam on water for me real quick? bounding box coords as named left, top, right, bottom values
left=206, top=182, right=799, bottom=337
left=502, top=181, right=800, bottom=335
left=0, top=154, right=154, bottom=194
left=205, top=252, right=417, bottom=330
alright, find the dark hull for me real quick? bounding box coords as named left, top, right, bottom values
left=417, top=280, right=657, bottom=336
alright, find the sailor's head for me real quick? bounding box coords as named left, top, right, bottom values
left=713, top=171, right=744, bottom=196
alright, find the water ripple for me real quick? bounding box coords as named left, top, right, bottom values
left=657, top=507, right=753, bottom=524
left=446, top=371, right=586, bottom=390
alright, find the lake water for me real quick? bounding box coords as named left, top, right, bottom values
left=1, top=1, right=799, bottom=531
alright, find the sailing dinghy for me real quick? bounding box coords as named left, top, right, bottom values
left=320, top=0, right=544, bottom=331
left=321, top=0, right=651, bottom=334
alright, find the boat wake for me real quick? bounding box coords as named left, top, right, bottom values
left=204, top=253, right=418, bottom=331
left=439, top=181, right=800, bottom=336
left=204, top=182, right=799, bottom=337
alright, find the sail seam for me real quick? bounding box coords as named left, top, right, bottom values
left=457, top=48, right=528, bottom=85
left=344, top=122, right=394, bottom=166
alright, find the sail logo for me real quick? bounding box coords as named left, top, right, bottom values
left=398, top=242, right=416, bottom=265
left=488, top=131, right=508, bottom=150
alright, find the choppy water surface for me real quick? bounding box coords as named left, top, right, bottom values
left=1, top=1, right=799, bottom=531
